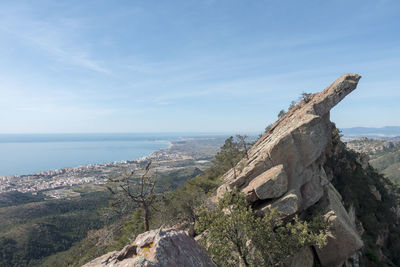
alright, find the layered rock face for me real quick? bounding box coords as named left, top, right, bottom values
left=84, top=74, right=368, bottom=267
left=217, top=73, right=363, bottom=266
left=83, top=228, right=215, bottom=267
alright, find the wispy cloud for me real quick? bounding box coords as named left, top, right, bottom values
left=0, top=3, right=110, bottom=74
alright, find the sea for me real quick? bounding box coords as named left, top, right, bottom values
left=0, top=133, right=183, bottom=177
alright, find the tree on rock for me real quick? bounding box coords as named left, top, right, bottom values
left=300, top=91, right=313, bottom=103
left=195, top=190, right=329, bottom=267
left=278, top=109, right=286, bottom=118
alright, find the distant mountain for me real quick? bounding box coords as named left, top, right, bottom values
left=341, top=126, right=400, bottom=138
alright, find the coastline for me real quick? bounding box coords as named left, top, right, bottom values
left=0, top=138, right=173, bottom=177
left=0, top=135, right=226, bottom=194
left=0, top=139, right=175, bottom=194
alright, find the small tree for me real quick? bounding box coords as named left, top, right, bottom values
left=214, top=137, right=243, bottom=179
left=288, top=100, right=297, bottom=110
left=300, top=91, right=312, bottom=103
left=161, top=184, right=206, bottom=225
left=195, top=190, right=328, bottom=267
left=277, top=109, right=286, bottom=118
left=264, top=124, right=272, bottom=133
left=106, top=161, right=156, bottom=231
left=236, top=134, right=250, bottom=160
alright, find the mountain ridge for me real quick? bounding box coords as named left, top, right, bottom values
left=341, top=126, right=400, bottom=137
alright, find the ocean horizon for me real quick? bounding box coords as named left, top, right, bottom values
left=0, top=133, right=186, bottom=177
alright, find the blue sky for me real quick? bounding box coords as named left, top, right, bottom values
left=0, top=0, right=399, bottom=133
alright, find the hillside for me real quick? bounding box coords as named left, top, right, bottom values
left=347, top=138, right=400, bottom=183
left=0, top=137, right=223, bottom=266
left=0, top=191, right=113, bottom=267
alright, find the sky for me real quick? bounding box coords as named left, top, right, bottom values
left=0, top=0, right=399, bottom=134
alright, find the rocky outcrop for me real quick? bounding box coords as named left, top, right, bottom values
left=243, top=164, right=288, bottom=201
left=83, top=228, right=215, bottom=267
left=315, top=184, right=364, bottom=266
left=216, top=74, right=364, bottom=266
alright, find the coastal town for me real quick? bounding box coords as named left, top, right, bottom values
left=0, top=161, right=131, bottom=194
left=0, top=137, right=225, bottom=195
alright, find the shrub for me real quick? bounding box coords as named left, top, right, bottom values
left=195, top=190, right=328, bottom=267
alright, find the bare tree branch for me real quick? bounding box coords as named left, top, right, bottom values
left=105, top=161, right=156, bottom=231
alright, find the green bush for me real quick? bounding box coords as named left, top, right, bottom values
left=195, top=190, right=328, bottom=267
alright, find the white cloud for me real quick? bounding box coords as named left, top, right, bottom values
left=0, top=3, right=110, bottom=74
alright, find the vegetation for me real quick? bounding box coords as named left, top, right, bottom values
left=40, top=210, right=146, bottom=267
left=288, top=100, right=297, bottom=110
left=195, top=189, right=328, bottom=267
left=32, top=133, right=351, bottom=267
left=0, top=191, right=113, bottom=267
left=300, top=91, right=312, bottom=103
left=0, top=191, right=44, bottom=208
left=277, top=109, right=286, bottom=118
left=213, top=136, right=243, bottom=179
left=156, top=166, right=204, bottom=190
left=106, top=161, right=157, bottom=231
left=277, top=91, right=313, bottom=119
left=265, top=124, right=272, bottom=133
left=346, top=137, right=400, bottom=183
left=236, top=134, right=250, bottom=159
left=29, top=136, right=245, bottom=266
left=326, top=131, right=400, bottom=266
left=3, top=131, right=399, bottom=267
left=370, top=149, right=400, bottom=183
left=159, top=136, right=245, bottom=227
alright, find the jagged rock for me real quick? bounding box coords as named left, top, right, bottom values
left=217, top=73, right=362, bottom=218
left=215, top=74, right=364, bottom=265
left=135, top=229, right=158, bottom=247
left=242, top=164, right=288, bottom=201
left=315, top=184, right=364, bottom=266
left=82, top=228, right=215, bottom=267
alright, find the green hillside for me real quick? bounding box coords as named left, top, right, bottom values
left=347, top=138, right=400, bottom=183
left=0, top=159, right=208, bottom=266
left=370, top=150, right=400, bottom=183
left=0, top=191, right=113, bottom=267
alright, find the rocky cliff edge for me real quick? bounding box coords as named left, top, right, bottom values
left=216, top=73, right=363, bottom=266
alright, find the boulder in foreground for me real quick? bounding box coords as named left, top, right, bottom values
left=82, top=228, right=215, bottom=267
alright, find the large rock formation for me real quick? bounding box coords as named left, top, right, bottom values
left=84, top=74, right=394, bottom=266
left=216, top=73, right=364, bottom=266
left=315, top=184, right=363, bottom=266
left=83, top=228, right=215, bottom=267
